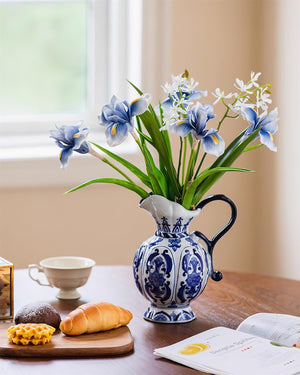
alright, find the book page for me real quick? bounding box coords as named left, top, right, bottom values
left=154, top=327, right=300, bottom=375
left=237, top=313, right=300, bottom=347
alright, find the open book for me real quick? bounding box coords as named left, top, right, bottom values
left=154, top=313, right=300, bottom=375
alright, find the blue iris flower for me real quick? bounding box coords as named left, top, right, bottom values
left=99, top=94, right=151, bottom=146
left=50, top=124, right=89, bottom=169
left=243, top=107, right=278, bottom=151
left=165, top=103, right=225, bottom=157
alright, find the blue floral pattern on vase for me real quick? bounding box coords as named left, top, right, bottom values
left=168, top=238, right=181, bottom=252
left=177, top=249, right=208, bottom=303
left=144, top=249, right=173, bottom=304
left=133, top=194, right=237, bottom=323
left=133, top=195, right=210, bottom=323
left=173, top=217, right=183, bottom=233
left=133, top=244, right=146, bottom=294
left=185, top=235, right=199, bottom=248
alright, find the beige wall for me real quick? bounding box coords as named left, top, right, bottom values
left=0, top=184, right=154, bottom=267
left=170, top=0, right=260, bottom=275
left=1, top=0, right=299, bottom=280
left=169, top=0, right=300, bottom=281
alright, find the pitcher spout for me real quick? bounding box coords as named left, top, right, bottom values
left=139, top=195, right=200, bottom=236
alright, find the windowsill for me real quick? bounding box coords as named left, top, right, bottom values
left=0, top=134, right=64, bottom=161
left=0, top=133, right=141, bottom=188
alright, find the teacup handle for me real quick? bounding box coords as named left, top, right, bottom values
left=28, top=264, right=51, bottom=287
left=194, top=194, right=237, bottom=282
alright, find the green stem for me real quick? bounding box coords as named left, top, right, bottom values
left=181, top=137, right=187, bottom=185
left=88, top=147, right=134, bottom=183
left=182, top=147, right=196, bottom=197
left=217, top=105, right=230, bottom=131
left=134, top=135, right=148, bottom=159
left=194, top=152, right=207, bottom=178
left=194, top=140, right=201, bottom=162
left=130, top=130, right=149, bottom=157
left=218, top=95, right=242, bottom=130
left=135, top=116, right=144, bottom=145
left=103, top=158, right=134, bottom=182
left=177, top=137, right=183, bottom=178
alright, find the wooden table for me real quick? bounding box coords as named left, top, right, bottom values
left=1, top=266, right=299, bottom=375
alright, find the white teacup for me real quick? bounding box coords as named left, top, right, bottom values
left=28, top=256, right=95, bottom=300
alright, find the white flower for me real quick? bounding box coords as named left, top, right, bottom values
left=174, top=95, right=190, bottom=108
left=212, top=88, right=237, bottom=104
left=166, top=91, right=195, bottom=109
left=183, top=77, right=199, bottom=92
left=261, top=92, right=272, bottom=105
left=160, top=107, right=179, bottom=130
left=171, top=73, right=187, bottom=89
left=162, top=74, right=189, bottom=97
left=250, top=71, right=261, bottom=88
left=175, top=105, right=190, bottom=115
left=162, top=82, right=173, bottom=95
left=160, top=99, right=190, bottom=129
left=162, top=106, right=179, bottom=121
left=234, top=78, right=253, bottom=93
left=255, top=87, right=272, bottom=112
left=229, top=99, right=255, bottom=114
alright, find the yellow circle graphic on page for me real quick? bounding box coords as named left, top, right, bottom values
left=179, top=343, right=210, bottom=355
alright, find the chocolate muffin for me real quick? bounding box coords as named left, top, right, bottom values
left=15, top=302, right=61, bottom=329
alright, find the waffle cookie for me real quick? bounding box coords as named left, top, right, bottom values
left=8, top=323, right=56, bottom=345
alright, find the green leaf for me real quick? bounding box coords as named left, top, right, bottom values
left=182, top=167, right=251, bottom=209
left=128, top=79, right=180, bottom=197
left=182, top=147, right=197, bottom=198
left=127, top=79, right=143, bottom=96
left=215, top=128, right=260, bottom=168
left=210, top=130, right=246, bottom=169
left=142, top=145, right=167, bottom=196
left=66, top=178, right=149, bottom=199
left=139, top=110, right=180, bottom=197
left=127, top=80, right=174, bottom=161
left=177, top=137, right=183, bottom=179
left=135, top=128, right=153, bottom=145
left=159, top=160, right=175, bottom=199
left=187, top=133, right=193, bottom=148
left=135, top=116, right=145, bottom=146
left=90, top=142, right=152, bottom=189
left=158, top=101, right=172, bottom=159
left=153, top=166, right=168, bottom=197
left=243, top=144, right=263, bottom=152
left=191, top=129, right=260, bottom=205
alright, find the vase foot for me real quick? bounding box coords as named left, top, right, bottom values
left=56, top=288, right=81, bottom=300
left=143, top=305, right=196, bottom=323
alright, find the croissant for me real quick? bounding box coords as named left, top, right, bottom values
left=60, top=302, right=133, bottom=336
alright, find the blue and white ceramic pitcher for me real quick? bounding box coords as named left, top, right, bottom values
left=133, top=194, right=237, bottom=323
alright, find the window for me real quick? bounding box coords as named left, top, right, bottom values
left=0, top=0, right=142, bottom=151
left=0, top=0, right=88, bottom=120
left=0, top=0, right=170, bottom=187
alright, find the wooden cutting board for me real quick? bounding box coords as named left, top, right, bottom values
left=0, top=323, right=134, bottom=357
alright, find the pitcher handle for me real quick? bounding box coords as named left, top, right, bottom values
left=194, top=194, right=237, bottom=282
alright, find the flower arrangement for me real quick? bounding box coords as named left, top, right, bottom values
left=50, top=70, right=278, bottom=210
